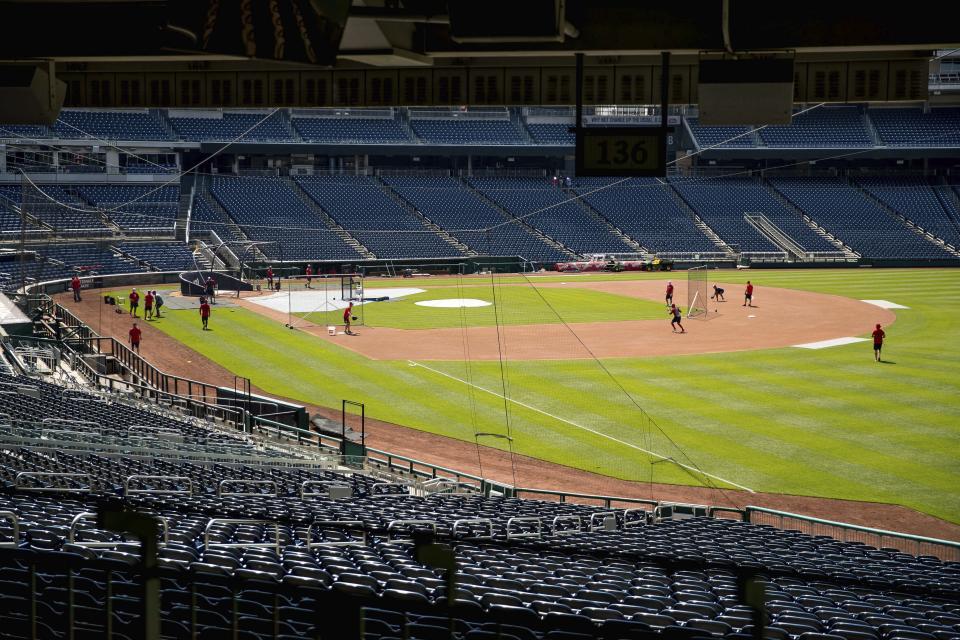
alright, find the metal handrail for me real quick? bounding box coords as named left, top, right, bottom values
left=15, top=472, right=92, bottom=493
left=589, top=512, right=619, bottom=532
left=386, top=520, right=437, bottom=542
left=745, top=505, right=960, bottom=559
left=217, top=479, right=278, bottom=497
left=552, top=515, right=583, bottom=536
left=69, top=512, right=169, bottom=547
left=371, top=482, right=410, bottom=497
left=0, top=511, right=19, bottom=548
left=123, top=475, right=193, bottom=496
left=452, top=518, right=493, bottom=540
left=203, top=519, right=281, bottom=553
left=306, top=520, right=366, bottom=548
left=623, top=508, right=650, bottom=528
left=513, top=487, right=658, bottom=509
left=300, top=480, right=352, bottom=499
left=506, top=517, right=542, bottom=540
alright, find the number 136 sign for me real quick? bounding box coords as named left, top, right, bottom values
left=575, top=127, right=668, bottom=177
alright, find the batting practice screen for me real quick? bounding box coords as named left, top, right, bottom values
left=686, top=265, right=708, bottom=318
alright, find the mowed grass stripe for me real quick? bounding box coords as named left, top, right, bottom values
left=140, top=269, right=960, bottom=523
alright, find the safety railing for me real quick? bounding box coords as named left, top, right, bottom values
left=217, top=479, right=278, bottom=497
left=365, top=447, right=485, bottom=491
left=203, top=519, right=282, bottom=553
left=386, top=520, right=438, bottom=542
left=123, top=475, right=193, bottom=496
left=15, top=472, right=92, bottom=493
left=300, top=480, right=352, bottom=499
left=551, top=515, right=582, bottom=536
left=452, top=518, right=494, bottom=540
left=745, top=506, right=960, bottom=561
left=589, top=512, right=620, bottom=532
left=305, top=520, right=367, bottom=548
left=0, top=511, right=19, bottom=548
left=506, top=517, right=542, bottom=540
left=69, top=512, right=169, bottom=547
left=513, top=487, right=659, bottom=510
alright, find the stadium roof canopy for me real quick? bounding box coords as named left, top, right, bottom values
left=0, top=0, right=958, bottom=109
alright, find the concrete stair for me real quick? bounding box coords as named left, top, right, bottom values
left=284, top=178, right=376, bottom=259
left=851, top=178, right=960, bottom=257
left=460, top=178, right=580, bottom=259
left=562, top=186, right=648, bottom=253
left=664, top=181, right=738, bottom=257
left=374, top=178, right=476, bottom=256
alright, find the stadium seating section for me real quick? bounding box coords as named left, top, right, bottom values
left=384, top=176, right=573, bottom=262
left=758, top=107, right=873, bottom=148
left=468, top=178, right=635, bottom=255
left=0, top=367, right=959, bottom=640
left=870, top=108, right=960, bottom=147
left=54, top=110, right=171, bottom=141
left=294, top=176, right=462, bottom=259
left=411, top=118, right=527, bottom=145
left=208, top=177, right=364, bottom=261
left=574, top=178, right=724, bottom=255
left=291, top=116, right=412, bottom=143
left=167, top=112, right=292, bottom=142
left=768, top=177, right=956, bottom=259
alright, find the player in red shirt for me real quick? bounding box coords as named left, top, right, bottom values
left=669, top=303, right=685, bottom=333
left=144, top=291, right=154, bottom=320
left=343, top=302, right=355, bottom=335
left=129, top=288, right=140, bottom=317
left=872, top=323, right=886, bottom=362
left=199, top=298, right=211, bottom=330
left=70, top=275, right=82, bottom=302
left=266, top=266, right=274, bottom=289
left=305, top=264, right=313, bottom=289
left=665, top=281, right=674, bottom=307
left=129, top=322, right=141, bottom=353
left=743, top=281, right=754, bottom=307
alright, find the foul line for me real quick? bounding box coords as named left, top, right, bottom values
left=408, top=360, right=755, bottom=493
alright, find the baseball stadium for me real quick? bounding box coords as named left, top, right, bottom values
left=0, top=2, right=958, bottom=639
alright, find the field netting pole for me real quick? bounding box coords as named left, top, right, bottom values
left=686, top=264, right=708, bottom=319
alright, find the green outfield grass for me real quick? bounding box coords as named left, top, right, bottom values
left=138, top=269, right=960, bottom=524
left=298, top=284, right=666, bottom=329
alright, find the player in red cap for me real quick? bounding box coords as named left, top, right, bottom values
left=305, top=264, right=313, bottom=289
left=665, top=281, right=674, bottom=307
left=70, top=275, right=82, bottom=302
left=872, top=323, right=886, bottom=362
left=144, top=290, right=154, bottom=320
left=743, top=281, right=754, bottom=307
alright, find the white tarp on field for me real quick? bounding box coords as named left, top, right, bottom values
left=414, top=298, right=492, bottom=308
left=248, top=288, right=424, bottom=313
left=861, top=300, right=910, bottom=309
left=793, top=337, right=869, bottom=350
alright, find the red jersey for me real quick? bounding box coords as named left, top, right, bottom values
left=872, top=328, right=885, bottom=344
left=266, top=268, right=273, bottom=278
left=666, top=284, right=674, bottom=295
left=305, top=266, right=313, bottom=276
left=746, top=284, right=754, bottom=295
left=71, top=277, right=81, bottom=291
left=129, top=291, right=139, bottom=304
left=200, top=303, right=211, bottom=318
left=343, top=307, right=352, bottom=321
left=129, top=327, right=142, bottom=343
left=144, top=293, right=154, bottom=307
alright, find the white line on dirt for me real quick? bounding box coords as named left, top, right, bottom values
left=408, top=360, right=755, bottom=493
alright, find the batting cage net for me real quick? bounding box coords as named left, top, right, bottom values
left=247, top=273, right=364, bottom=332
left=686, top=264, right=709, bottom=318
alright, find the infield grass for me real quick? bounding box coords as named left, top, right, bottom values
left=298, top=284, right=666, bottom=329
left=140, top=269, right=960, bottom=524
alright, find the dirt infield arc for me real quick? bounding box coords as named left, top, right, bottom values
left=238, top=280, right=897, bottom=361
